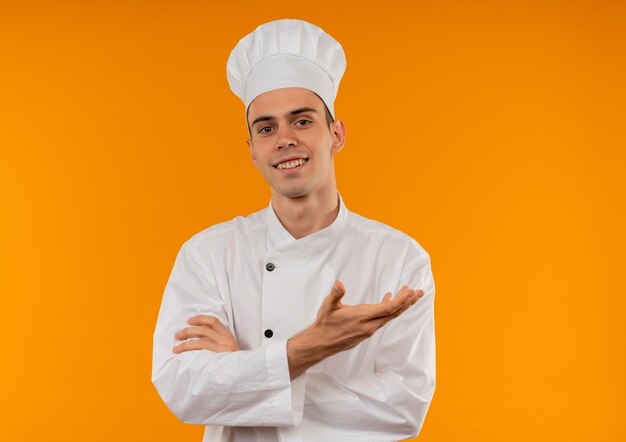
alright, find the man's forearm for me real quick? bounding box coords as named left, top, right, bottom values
left=287, top=327, right=334, bottom=380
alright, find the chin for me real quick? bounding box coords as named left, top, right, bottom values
left=281, top=189, right=308, bottom=199
left=275, top=185, right=311, bottom=199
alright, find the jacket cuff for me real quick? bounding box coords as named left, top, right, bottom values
left=265, top=340, right=306, bottom=425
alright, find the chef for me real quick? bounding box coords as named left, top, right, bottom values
left=152, top=19, right=436, bottom=442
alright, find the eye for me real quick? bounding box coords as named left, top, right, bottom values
left=295, top=119, right=311, bottom=127
left=258, top=126, right=274, bottom=134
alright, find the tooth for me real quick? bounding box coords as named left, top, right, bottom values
left=278, top=159, right=307, bottom=170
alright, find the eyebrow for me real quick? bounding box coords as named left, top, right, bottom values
left=251, top=107, right=318, bottom=127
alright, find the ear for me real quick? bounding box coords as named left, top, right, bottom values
left=247, top=138, right=258, bottom=168
left=330, top=119, right=346, bottom=155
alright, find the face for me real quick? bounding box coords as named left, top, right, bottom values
left=246, top=88, right=346, bottom=199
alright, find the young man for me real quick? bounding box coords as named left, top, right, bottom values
left=152, top=19, right=436, bottom=442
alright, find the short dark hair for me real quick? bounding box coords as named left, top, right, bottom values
left=246, top=92, right=335, bottom=136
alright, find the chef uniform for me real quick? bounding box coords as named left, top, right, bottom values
left=152, top=19, right=436, bottom=442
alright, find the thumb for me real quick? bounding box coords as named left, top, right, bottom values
left=327, top=280, right=346, bottom=307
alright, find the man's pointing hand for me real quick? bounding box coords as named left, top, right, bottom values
left=287, top=280, right=423, bottom=379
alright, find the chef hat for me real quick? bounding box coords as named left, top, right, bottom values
left=226, top=19, right=347, bottom=119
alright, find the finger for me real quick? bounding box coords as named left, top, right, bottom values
left=405, top=289, right=424, bottom=304
left=187, top=315, right=218, bottom=326
left=395, top=286, right=425, bottom=303
left=381, top=292, right=392, bottom=303
left=396, top=287, right=424, bottom=301
left=189, top=315, right=232, bottom=337
left=367, top=289, right=418, bottom=320
left=173, top=339, right=217, bottom=354
left=325, top=280, right=346, bottom=308
left=175, top=325, right=223, bottom=342
left=366, top=297, right=418, bottom=328
left=331, top=280, right=346, bottom=300
left=211, top=319, right=235, bottom=337
left=187, top=316, right=232, bottom=337
left=368, top=303, right=405, bottom=320
left=396, top=285, right=409, bottom=299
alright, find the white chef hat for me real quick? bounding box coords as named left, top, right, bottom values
left=226, top=19, right=347, bottom=119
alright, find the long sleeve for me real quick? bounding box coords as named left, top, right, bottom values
left=151, top=238, right=305, bottom=426
left=293, top=241, right=436, bottom=441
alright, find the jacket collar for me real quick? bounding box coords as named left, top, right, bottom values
left=266, top=193, right=348, bottom=259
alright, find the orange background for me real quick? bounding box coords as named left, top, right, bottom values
left=1, top=0, right=625, bottom=441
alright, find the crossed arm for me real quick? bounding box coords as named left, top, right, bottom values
left=173, top=280, right=423, bottom=379
left=153, top=240, right=435, bottom=435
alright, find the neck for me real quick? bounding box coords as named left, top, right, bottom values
left=270, top=184, right=340, bottom=240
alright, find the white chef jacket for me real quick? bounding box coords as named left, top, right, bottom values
left=152, top=194, right=436, bottom=442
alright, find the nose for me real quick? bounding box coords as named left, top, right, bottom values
left=275, top=125, right=297, bottom=150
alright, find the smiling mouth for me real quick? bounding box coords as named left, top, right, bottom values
left=275, top=158, right=308, bottom=170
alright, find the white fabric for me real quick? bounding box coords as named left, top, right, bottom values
left=226, top=19, right=347, bottom=118
left=152, top=195, right=436, bottom=442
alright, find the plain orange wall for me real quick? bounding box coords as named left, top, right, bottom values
left=1, top=0, right=625, bottom=441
